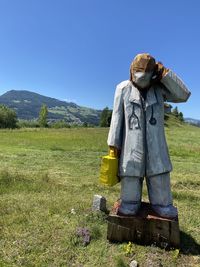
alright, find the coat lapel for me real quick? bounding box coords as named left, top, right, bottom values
left=145, top=86, right=158, bottom=108
left=129, top=83, right=141, bottom=106
left=129, top=83, right=158, bottom=107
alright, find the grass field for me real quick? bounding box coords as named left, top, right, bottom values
left=0, top=117, right=200, bottom=266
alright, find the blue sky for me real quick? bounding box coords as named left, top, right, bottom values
left=0, top=0, right=199, bottom=119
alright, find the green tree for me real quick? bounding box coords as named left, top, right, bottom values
left=172, top=106, right=179, bottom=117
left=178, top=111, right=184, bottom=122
left=0, top=105, right=17, bottom=128
left=99, top=107, right=112, bottom=127
left=38, top=104, right=48, bottom=127
left=83, top=122, right=88, bottom=127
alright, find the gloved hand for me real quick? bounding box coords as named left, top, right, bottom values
left=156, top=61, right=169, bottom=78
left=109, top=146, right=121, bottom=158
left=152, top=62, right=169, bottom=83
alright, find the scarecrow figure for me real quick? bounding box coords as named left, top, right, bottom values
left=107, top=53, right=191, bottom=218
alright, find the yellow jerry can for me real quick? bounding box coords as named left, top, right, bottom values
left=99, top=149, right=119, bottom=186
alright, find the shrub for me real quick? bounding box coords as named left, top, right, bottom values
left=0, top=105, right=17, bottom=128
left=49, top=120, right=71, bottom=128
left=17, top=120, right=40, bottom=128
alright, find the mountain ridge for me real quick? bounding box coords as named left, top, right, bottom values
left=0, top=90, right=101, bottom=125
left=185, top=117, right=200, bottom=127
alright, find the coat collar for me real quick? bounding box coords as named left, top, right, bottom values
left=129, top=82, right=157, bottom=107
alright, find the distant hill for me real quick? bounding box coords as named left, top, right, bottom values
left=185, top=118, right=200, bottom=127
left=0, top=90, right=101, bottom=125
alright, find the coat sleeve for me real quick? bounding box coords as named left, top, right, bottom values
left=160, top=70, right=191, bottom=103
left=107, top=83, right=125, bottom=149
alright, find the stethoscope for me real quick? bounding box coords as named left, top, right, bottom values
left=129, top=102, right=157, bottom=130
left=149, top=89, right=157, bottom=125
left=129, top=81, right=157, bottom=128
left=149, top=106, right=157, bottom=125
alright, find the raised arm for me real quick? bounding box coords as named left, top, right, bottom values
left=161, top=69, right=191, bottom=103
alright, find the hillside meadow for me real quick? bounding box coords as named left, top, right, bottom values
left=0, top=118, right=200, bottom=266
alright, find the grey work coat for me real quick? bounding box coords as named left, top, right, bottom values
left=107, top=70, right=191, bottom=177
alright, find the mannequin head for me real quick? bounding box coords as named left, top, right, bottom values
left=130, top=53, right=156, bottom=89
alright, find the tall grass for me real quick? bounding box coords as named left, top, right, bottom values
left=0, top=121, right=199, bottom=266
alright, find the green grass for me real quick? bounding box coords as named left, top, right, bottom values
left=0, top=117, right=200, bottom=266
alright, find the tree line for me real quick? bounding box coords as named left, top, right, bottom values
left=0, top=104, right=48, bottom=128
left=0, top=104, right=185, bottom=129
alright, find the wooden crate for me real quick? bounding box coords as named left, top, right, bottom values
left=107, top=202, right=180, bottom=248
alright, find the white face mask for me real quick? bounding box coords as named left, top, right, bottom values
left=133, top=71, right=153, bottom=89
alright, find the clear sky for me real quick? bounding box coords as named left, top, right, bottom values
left=0, top=0, right=199, bottom=119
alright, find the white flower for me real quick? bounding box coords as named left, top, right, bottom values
left=71, top=208, right=76, bottom=214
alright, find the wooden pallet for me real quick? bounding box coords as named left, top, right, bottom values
left=107, top=202, right=180, bottom=248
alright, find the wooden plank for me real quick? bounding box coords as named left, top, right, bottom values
left=107, top=202, right=180, bottom=248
